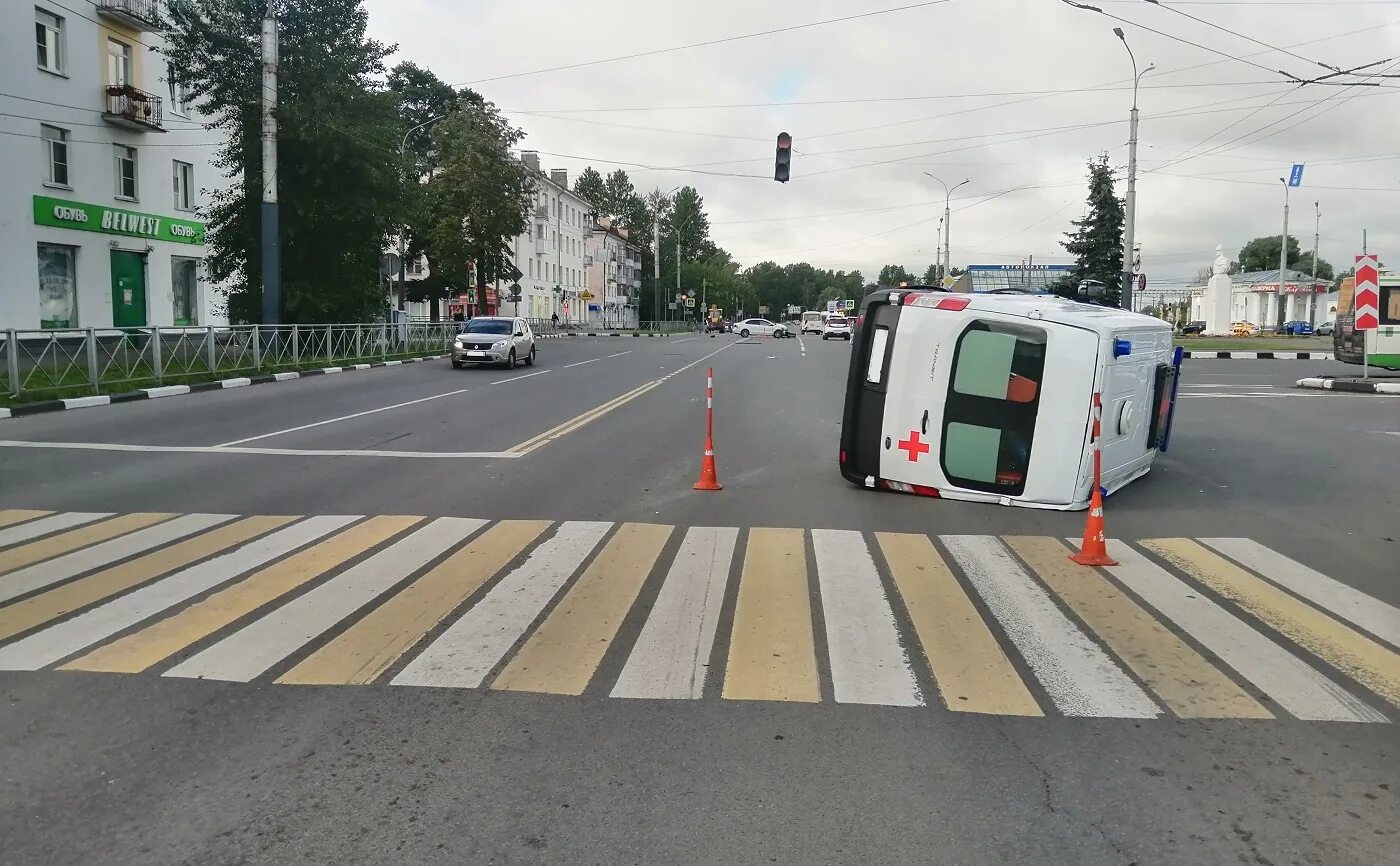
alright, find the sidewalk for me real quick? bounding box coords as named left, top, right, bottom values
left=1296, top=375, right=1400, bottom=395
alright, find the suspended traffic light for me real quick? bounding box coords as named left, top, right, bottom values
left=774, top=132, right=792, bottom=183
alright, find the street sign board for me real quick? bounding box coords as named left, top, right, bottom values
left=1288, top=163, right=1305, bottom=187
left=758, top=305, right=769, bottom=314
left=843, top=299, right=855, bottom=311
left=684, top=298, right=695, bottom=308
left=579, top=291, right=594, bottom=301
left=1355, top=254, right=1380, bottom=330
left=1138, top=273, right=1147, bottom=292
left=827, top=300, right=837, bottom=314
left=942, top=275, right=956, bottom=289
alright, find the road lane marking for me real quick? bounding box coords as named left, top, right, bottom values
left=0, top=513, right=172, bottom=576
left=219, top=387, right=474, bottom=446
left=0, top=514, right=225, bottom=604
left=0, top=516, right=293, bottom=643
left=722, top=528, right=820, bottom=703
left=392, top=522, right=611, bottom=689
left=0, top=440, right=520, bottom=460
left=606, top=351, right=632, bottom=358
left=1201, top=538, right=1400, bottom=647
left=164, top=518, right=481, bottom=683
left=1095, top=539, right=1384, bottom=723
left=941, top=535, right=1160, bottom=718
left=877, top=532, right=1042, bottom=716
left=611, top=526, right=738, bottom=700
left=66, top=516, right=420, bottom=674
left=279, top=520, right=549, bottom=685
left=508, top=381, right=661, bottom=454
left=1143, top=539, right=1400, bottom=707
left=493, top=523, right=672, bottom=695
left=489, top=369, right=553, bottom=385
left=0, top=512, right=110, bottom=549
left=563, top=358, right=599, bottom=369
left=1007, top=536, right=1270, bottom=719
left=0, top=517, right=355, bottom=671
left=0, top=510, right=52, bottom=530
left=812, top=529, right=921, bottom=706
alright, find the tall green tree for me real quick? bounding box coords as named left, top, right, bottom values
left=164, top=0, right=405, bottom=323
left=572, top=167, right=608, bottom=214
left=1238, top=235, right=1304, bottom=273
left=1058, top=154, right=1124, bottom=304
left=660, top=187, right=711, bottom=297
left=922, top=263, right=941, bottom=284
left=877, top=264, right=914, bottom=285
left=1291, top=251, right=1334, bottom=281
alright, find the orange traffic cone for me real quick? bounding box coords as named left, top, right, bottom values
left=1068, top=484, right=1116, bottom=566
left=693, top=367, right=722, bottom=491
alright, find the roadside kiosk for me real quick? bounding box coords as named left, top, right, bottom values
left=839, top=287, right=1182, bottom=510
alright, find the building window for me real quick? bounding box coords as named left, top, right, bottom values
left=172, top=160, right=193, bottom=210
left=166, top=64, right=190, bottom=116
left=41, top=124, right=69, bottom=186
left=107, top=37, right=132, bottom=87
left=36, top=7, right=63, bottom=74
left=37, top=243, right=77, bottom=329
left=171, top=257, right=199, bottom=326
left=114, top=145, right=137, bottom=199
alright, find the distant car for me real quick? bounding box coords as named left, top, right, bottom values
left=452, top=316, right=535, bottom=369
left=736, top=318, right=787, bottom=338
left=822, top=316, right=852, bottom=341
left=1180, top=320, right=1206, bottom=335
left=1280, top=320, right=1313, bottom=336
left=1315, top=320, right=1334, bottom=336
left=1230, top=321, right=1259, bottom=337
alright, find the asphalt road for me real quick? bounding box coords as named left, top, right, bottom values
left=1, top=332, right=1396, bottom=865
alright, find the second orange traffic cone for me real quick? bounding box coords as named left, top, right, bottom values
left=693, top=367, right=722, bottom=491
left=1068, top=484, right=1116, bottom=566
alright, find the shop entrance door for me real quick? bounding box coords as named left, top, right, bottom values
left=110, top=250, right=147, bottom=327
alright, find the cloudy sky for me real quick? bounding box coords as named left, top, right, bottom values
left=364, top=0, right=1400, bottom=288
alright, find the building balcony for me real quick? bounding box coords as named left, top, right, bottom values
left=533, top=236, right=550, bottom=255
left=535, top=205, right=550, bottom=219
left=102, top=85, right=164, bottom=132
left=97, top=0, right=162, bottom=31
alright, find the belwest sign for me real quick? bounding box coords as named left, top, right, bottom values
left=33, top=195, right=205, bottom=245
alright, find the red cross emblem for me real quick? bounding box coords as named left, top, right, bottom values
left=897, top=430, right=930, bottom=462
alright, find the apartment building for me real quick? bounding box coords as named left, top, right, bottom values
left=503, top=153, right=594, bottom=323
left=2, top=1, right=227, bottom=330
left=583, top=217, right=642, bottom=328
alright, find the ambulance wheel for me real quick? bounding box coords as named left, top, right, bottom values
left=740, top=328, right=750, bottom=337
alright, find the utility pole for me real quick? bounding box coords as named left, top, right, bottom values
left=935, top=218, right=943, bottom=282
left=653, top=218, right=660, bottom=327
left=259, top=2, right=280, bottom=325
left=1278, top=177, right=1290, bottom=331
left=1114, top=28, right=1152, bottom=312
left=1309, top=202, right=1320, bottom=325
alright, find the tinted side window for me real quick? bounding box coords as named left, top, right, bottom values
left=940, top=321, right=1047, bottom=496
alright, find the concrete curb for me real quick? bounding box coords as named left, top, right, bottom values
left=1, top=354, right=448, bottom=420
left=1181, top=350, right=1334, bottom=360
left=1296, top=376, right=1400, bottom=395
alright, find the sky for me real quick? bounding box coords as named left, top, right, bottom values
left=363, top=0, right=1400, bottom=291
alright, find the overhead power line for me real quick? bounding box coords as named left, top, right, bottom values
left=1141, top=0, right=1340, bottom=72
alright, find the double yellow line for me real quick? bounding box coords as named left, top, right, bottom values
left=509, top=379, right=663, bottom=456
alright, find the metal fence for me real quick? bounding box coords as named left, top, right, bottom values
left=3, top=323, right=459, bottom=401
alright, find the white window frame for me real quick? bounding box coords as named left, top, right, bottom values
left=172, top=159, right=194, bottom=210
left=36, top=7, right=64, bottom=75
left=41, top=124, right=70, bottom=187
left=114, top=144, right=138, bottom=200
left=107, top=37, right=131, bottom=87
left=166, top=65, right=191, bottom=117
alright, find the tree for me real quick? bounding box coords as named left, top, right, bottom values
left=1291, top=251, right=1334, bottom=281
left=1059, top=155, right=1124, bottom=305
left=573, top=167, right=607, bottom=214
left=877, top=264, right=914, bottom=285
left=660, top=187, right=711, bottom=297
left=922, top=263, right=940, bottom=284
left=164, top=0, right=405, bottom=323
left=1238, top=235, right=1303, bottom=273
left=422, top=101, right=535, bottom=315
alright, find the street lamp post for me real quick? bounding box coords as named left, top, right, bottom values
left=935, top=217, right=944, bottom=282
left=397, top=113, right=446, bottom=316
left=1277, top=177, right=1291, bottom=331
left=1114, top=27, right=1153, bottom=312
left=923, top=173, right=969, bottom=285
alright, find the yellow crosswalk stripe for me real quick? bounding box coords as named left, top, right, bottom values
left=1145, top=539, right=1400, bottom=707
left=64, top=516, right=420, bottom=674
left=0, top=513, right=172, bottom=576
left=0, top=510, right=51, bottom=530
left=878, top=532, right=1041, bottom=716
left=0, top=516, right=295, bottom=643
left=1008, top=537, right=1271, bottom=719
left=722, top=528, right=820, bottom=703
left=493, top=523, right=672, bottom=695
left=279, top=520, right=550, bottom=685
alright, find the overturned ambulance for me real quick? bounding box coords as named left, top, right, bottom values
left=839, top=288, right=1182, bottom=510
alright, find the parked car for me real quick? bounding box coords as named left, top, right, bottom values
left=1230, top=321, right=1259, bottom=336
left=1180, top=320, right=1206, bottom=335
left=452, top=316, right=536, bottom=368
left=735, top=318, right=787, bottom=338
left=1315, top=320, right=1335, bottom=336
left=1279, top=320, right=1313, bottom=336
left=822, top=316, right=852, bottom=341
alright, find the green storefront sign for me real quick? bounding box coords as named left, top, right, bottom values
left=32, top=195, right=205, bottom=245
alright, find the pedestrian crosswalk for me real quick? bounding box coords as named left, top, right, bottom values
left=0, top=507, right=1396, bottom=724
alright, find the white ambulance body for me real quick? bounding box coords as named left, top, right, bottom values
left=839, top=289, right=1181, bottom=510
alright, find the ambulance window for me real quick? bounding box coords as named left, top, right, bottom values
left=865, top=327, right=890, bottom=384
left=941, top=321, right=1047, bottom=496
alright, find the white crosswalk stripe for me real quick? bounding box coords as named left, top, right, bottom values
left=941, top=535, right=1161, bottom=719
left=392, top=522, right=611, bottom=689
left=0, top=512, right=112, bottom=549
left=165, top=518, right=482, bottom=682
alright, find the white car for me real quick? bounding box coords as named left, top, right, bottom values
left=452, top=316, right=536, bottom=368
left=822, top=316, right=852, bottom=341
left=735, top=318, right=788, bottom=338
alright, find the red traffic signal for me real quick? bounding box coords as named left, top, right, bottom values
left=774, top=131, right=792, bottom=183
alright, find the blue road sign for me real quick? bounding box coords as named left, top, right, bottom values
left=1288, top=163, right=1305, bottom=187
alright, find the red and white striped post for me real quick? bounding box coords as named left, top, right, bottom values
left=1069, top=391, right=1117, bottom=566
left=693, top=367, right=722, bottom=490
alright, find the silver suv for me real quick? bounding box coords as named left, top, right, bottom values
left=452, top=317, right=536, bottom=369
